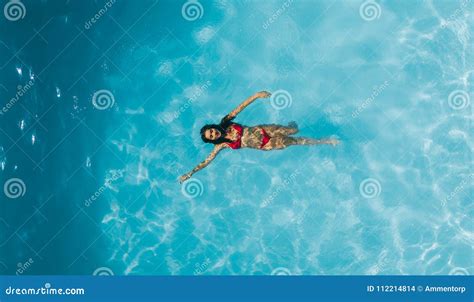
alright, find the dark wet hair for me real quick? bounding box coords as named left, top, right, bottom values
left=200, top=115, right=235, bottom=144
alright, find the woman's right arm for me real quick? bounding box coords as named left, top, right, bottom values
left=179, top=144, right=227, bottom=183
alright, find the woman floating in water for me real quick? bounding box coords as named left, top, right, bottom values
left=179, top=91, right=339, bottom=183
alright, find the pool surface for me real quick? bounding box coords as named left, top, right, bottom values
left=0, top=0, right=472, bottom=275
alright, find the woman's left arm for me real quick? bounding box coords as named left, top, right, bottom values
left=223, top=91, right=271, bottom=122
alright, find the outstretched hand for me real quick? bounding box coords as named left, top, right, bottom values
left=256, top=91, right=271, bottom=98
left=179, top=173, right=191, bottom=184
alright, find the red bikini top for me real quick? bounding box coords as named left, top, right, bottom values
left=226, top=124, right=243, bottom=149
left=225, top=124, right=271, bottom=149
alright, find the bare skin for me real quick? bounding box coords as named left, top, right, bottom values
left=179, top=91, right=339, bottom=183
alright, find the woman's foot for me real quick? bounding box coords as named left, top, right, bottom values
left=316, top=138, right=340, bottom=146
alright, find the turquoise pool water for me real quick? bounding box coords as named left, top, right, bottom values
left=0, top=0, right=472, bottom=275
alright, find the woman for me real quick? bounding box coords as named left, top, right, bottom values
left=179, top=91, right=339, bottom=183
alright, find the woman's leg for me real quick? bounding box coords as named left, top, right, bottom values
left=289, top=137, right=339, bottom=146
left=259, top=122, right=299, bottom=136
left=261, top=136, right=339, bottom=150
